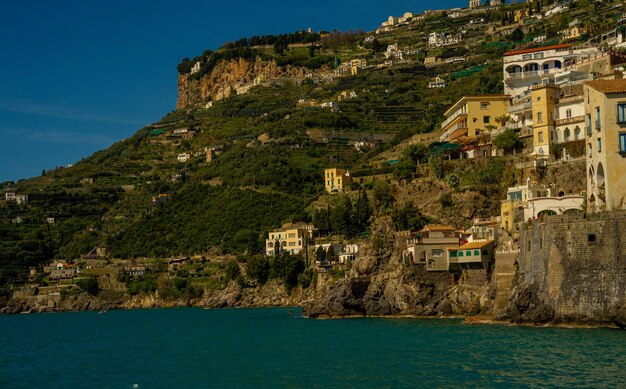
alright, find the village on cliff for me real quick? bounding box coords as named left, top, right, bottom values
left=2, top=0, right=626, bottom=324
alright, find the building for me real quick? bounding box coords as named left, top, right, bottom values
left=15, top=195, right=28, bottom=205
left=530, top=85, right=560, bottom=157
left=466, top=218, right=500, bottom=244
left=190, top=61, right=202, bottom=75
left=584, top=79, right=626, bottom=212
left=469, top=0, right=481, bottom=9
left=500, top=178, right=551, bottom=230
left=404, top=225, right=461, bottom=271
left=324, top=168, right=351, bottom=193
left=503, top=44, right=595, bottom=99
left=440, top=95, right=511, bottom=143
left=427, top=77, right=447, bottom=89
left=5, top=193, right=16, bottom=201
left=266, top=224, right=315, bottom=256
left=177, top=153, right=191, bottom=163
left=338, top=244, right=359, bottom=264
left=447, top=240, right=495, bottom=271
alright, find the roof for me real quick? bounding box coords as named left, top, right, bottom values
left=444, top=95, right=510, bottom=117
left=585, top=79, right=626, bottom=94
left=503, top=43, right=571, bottom=56
left=451, top=240, right=495, bottom=250
left=422, top=225, right=455, bottom=232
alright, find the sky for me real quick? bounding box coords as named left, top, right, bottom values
left=0, top=0, right=465, bottom=183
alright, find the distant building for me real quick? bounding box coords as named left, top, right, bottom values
left=5, top=193, right=16, bottom=201
left=427, top=77, right=447, bottom=89
left=266, top=224, right=315, bottom=256
left=177, top=153, right=191, bottom=163
left=468, top=0, right=481, bottom=9
left=324, top=168, right=351, bottom=193
left=15, top=195, right=28, bottom=205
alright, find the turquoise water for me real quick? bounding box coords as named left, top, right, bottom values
left=1, top=308, right=625, bottom=388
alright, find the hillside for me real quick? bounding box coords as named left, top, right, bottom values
left=0, top=0, right=617, bottom=315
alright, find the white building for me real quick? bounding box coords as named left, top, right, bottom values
left=177, top=153, right=191, bottom=163
left=503, top=44, right=597, bottom=99
left=427, top=77, right=447, bottom=89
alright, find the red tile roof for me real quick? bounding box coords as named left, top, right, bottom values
left=503, top=43, right=571, bottom=56
left=585, top=79, right=626, bottom=94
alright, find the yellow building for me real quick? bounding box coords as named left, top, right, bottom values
left=324, top=168, right=351, bottom=193
left=266, top=224, right=315, bottom=256
left=440, top=95, right=510, bottom=143
left=584, top=80, right=626, bottom=212
left=531, top=85, right=560, bottom=157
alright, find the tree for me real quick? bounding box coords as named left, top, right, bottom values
left=429, top=156, right=444, bottom=179
left=493, top=128, right=522, bottom=153
left=315, top=245, right=327, bottom=261
left=371, top=38, right=382, bottom=53
left=225, top=260, right=240, bottom=281
left=332, top=196, right=354, bottom=236
left=446, top=173, right=461, bottom=190
left=391, top=203, right=429, bottom=231
left=373, top=181, right=393, bottom=212
left=509, top=28, right=524, bottom=42
left=246, top=255, right=270, bottom=284
left=354, top=189, right=371, bottom=232
left=77, top=277, right=99, bottom=296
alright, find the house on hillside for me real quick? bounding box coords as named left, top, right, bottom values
left=324, top=168, right=351, bottom=193
left=266, top=224, right=315, bottom=256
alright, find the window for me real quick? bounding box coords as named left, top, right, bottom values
left=483, top=116, right=490, bottom=124
left=474, top=250, right=480, bottom=256
left=595, top=107, right=601, bottom=130
left=450, top=251, right=457, bottom=257
left=480, top=102, right=489, bottom=110
left=597, top=138, right=602, bottom=152
left=458, top=251, right=464, bottom=257
left=619, top=133, right=626, bottom=153
left=537, top=112, right=543, bottom=123
left=432, top=249, right=443, bottom=257
left=466, top=251, right=472, bottom=256
left=586, top=114, right=592, bottom=136
left=538, top=131, right=544, bottom=142
left=566, top=109, right=572, bottom=118
left=618, top=103, right=626, bottom=123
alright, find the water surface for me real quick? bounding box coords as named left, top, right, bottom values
left=1, top=308, right=624, bottom=388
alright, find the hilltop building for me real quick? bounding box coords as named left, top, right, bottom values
left=440, top=95, right=510, bottom=143
left=584, top=79, right=626, bottom=212
left=266, top=224, right=315, bottom=256
left=324, top=168, right=351, bottom=193
left=469, top=0, right=481, bottom=9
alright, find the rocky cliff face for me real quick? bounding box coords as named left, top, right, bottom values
left=176, top=57, right=319, bottom=110
left=301, top=220, right=494, bottom=318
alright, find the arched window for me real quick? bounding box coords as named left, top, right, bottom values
left=574, top=126, right=581, bottom=140
left=597, top=163, right=605, bottom=188
left=564, top=128, right=571, bottom=142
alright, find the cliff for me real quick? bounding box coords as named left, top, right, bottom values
left=301, top=220, right=495, bottom=318
left=176, top=56, right=320, bottom=110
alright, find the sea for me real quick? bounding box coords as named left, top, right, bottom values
left=1, top=307, right=625, bottom=388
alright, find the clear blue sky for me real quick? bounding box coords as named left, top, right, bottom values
left=0, top=0, right=465, bottom=182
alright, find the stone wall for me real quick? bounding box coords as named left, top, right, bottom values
left=513, top=211, right=626, bottom=324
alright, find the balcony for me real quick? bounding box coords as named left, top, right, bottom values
left=440, top=122, right=468, bottom=142
left=441, top=111, right=467, bottom=130
left=555, top=115, right=585, bottom=126
left=504, top=68, right=560, bottom=81
left=508, top=101, right=532, bottom=114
